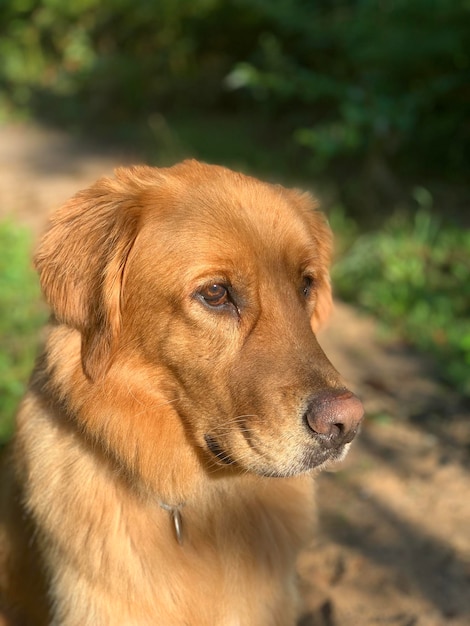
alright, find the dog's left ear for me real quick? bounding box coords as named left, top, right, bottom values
left=35, top=168, right=151, bottom=381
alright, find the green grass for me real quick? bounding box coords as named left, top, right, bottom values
left=332, top=208, right=470, bottom=396
left=0, top=220, right=47, bottom=444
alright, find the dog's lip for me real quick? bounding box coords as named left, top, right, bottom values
left=202, top=433, right=349, bottom=478
left=268, top=441, right=350, bottom=477
left=304, top=446, right=344, bottom=469
left=253, top=448, right=342, bottom=478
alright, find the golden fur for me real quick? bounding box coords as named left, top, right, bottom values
left=0, top=161, right=362, bottom=625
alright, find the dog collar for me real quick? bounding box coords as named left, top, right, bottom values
left=159, top=501, right=184, bottom=545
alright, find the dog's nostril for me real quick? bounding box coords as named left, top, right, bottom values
left=309, top=419, right=345, bottom=448
left=330, top=422, right=343, bottom=438
left=304, top=389, right=364, bottom=447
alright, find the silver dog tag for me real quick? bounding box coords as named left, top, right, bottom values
left=172, top=508, right=183, bottom=546
left=159, top=501, right=184, bottom=546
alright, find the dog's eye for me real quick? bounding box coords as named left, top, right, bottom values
left=199, top=283, right=230, bottom=308
left=302, top=275, right=314, bottom=298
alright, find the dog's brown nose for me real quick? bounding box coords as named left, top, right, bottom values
left=304, top=389, right=364, bottom=448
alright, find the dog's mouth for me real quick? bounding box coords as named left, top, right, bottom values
left=203, top=433, right=350, bottom=477
left=204, top=434, right=238, bottom=466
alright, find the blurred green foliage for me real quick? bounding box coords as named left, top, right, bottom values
left=0, top=0, right=468, bottom=181
left=333, top=204, right=470, bottom=395
left=0, top=221, right=47, bottom=443
left=0, top=0, right=246, bottom=123
left=228, top=0, right=469, bottom=179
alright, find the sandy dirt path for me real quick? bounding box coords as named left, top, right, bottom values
left=1, top=122, right=469, bottom=626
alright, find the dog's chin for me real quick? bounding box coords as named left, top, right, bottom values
left=253, top=444, right=352, bottom=478
left=204, top=434, right=352, bottom=479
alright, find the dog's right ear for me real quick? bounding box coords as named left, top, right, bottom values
left=281, top=188, right=334, bottom=332
left=35, top=168, right=152, bottom=381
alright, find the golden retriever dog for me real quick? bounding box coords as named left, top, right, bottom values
left=0, top=160, right=363, bottom=626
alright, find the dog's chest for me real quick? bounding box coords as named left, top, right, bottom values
left=138, top=486, right=312, bottom=625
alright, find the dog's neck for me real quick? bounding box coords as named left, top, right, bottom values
left=159, top=501, right=185, bottom=545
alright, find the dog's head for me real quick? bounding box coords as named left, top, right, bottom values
left=36, top=160, right=362, bottom=478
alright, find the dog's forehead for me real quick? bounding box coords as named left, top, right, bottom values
left=132, top=165, right=329, bottom=289
left=146, top=172, right=317, bottom=256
